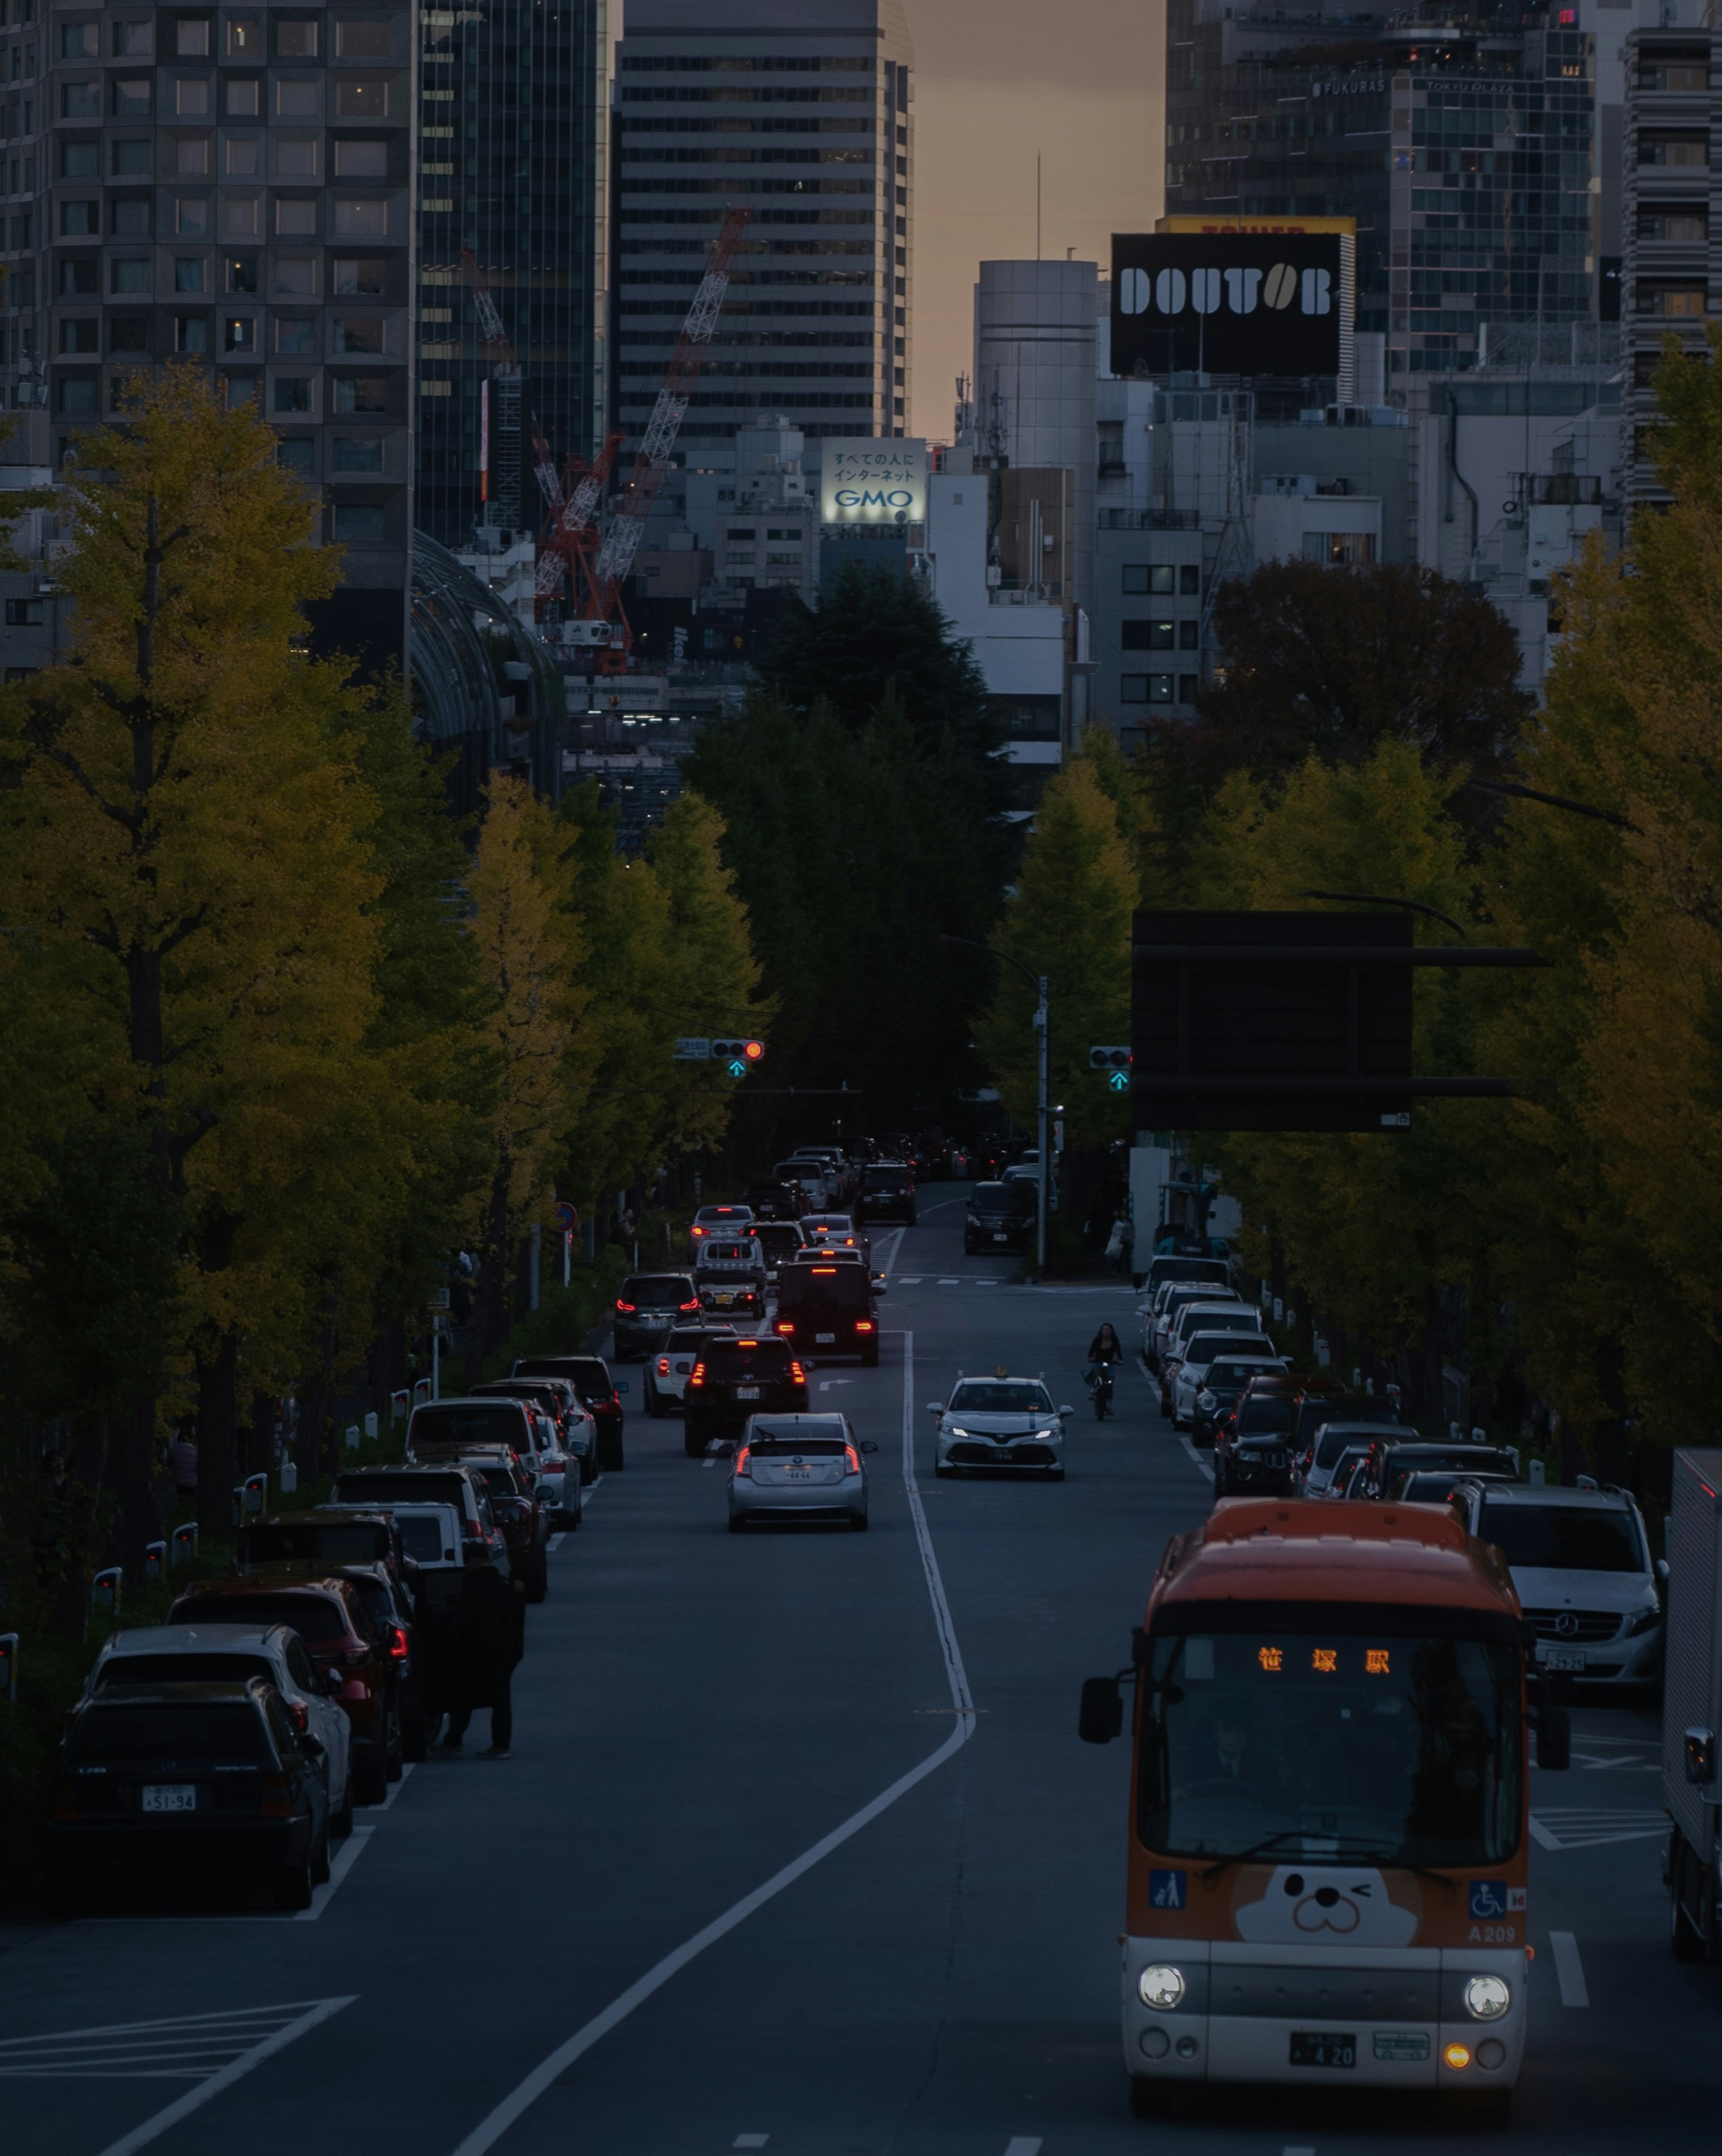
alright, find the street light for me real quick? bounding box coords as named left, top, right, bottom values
left=941, top=934, right=1049, bottom=1276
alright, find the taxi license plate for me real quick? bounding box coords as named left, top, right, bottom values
left=817, top=1332, right=836, bottom=1344
left=736, top=1385, right=761, bottom=1400
left=1540, top=1646, right=1586, bottom=1672
left=1290, top=2032, right=1355, bottom=2069
left=142, top=1784, right=197, bottom=1813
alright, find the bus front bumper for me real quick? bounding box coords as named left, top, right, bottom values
left=1121, top=1939, right=1528, bottom=2090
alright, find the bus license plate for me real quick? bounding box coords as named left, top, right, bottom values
left=817, top=1332, right=836, bottom=1344
left=1540, top=1646, right=1586, bottom=1672
left=142, top=1784, right=197, bottom=1813
left=1290, top=2032, right=1355, bottom=2069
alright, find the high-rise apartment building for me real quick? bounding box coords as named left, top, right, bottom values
left=15, top=1, right=416, bottom=665
left=1164, top=0, right=1596, bottom=379
left=415, top=0, right=607, bottom=548
left=612, top=0, right=913, bottom=448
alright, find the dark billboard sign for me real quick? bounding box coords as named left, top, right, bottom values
left=1111, top=233, right=1349, bottom=377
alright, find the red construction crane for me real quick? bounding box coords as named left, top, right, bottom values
left=559, top=204, right=752, bottom=667
left=460, top=249, right=523, bottom=535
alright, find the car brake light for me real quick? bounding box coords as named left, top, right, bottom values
left=791, top=1360, right=806, bottom=1384
left=845, top=1445, right=861, bottom=1475
left=855, top=1320, right=874, bottom=1333
left=734, top=1446, right=751, bottom=1479
left=738, top=1338, right=759, bottom=1348
left=389, top=1626, right=409, bottom=1661
left=689, top=1362, right=706, bottom=1387
left=657, top=1357, right=670, bottom=1375
left=287, top=1699, right=309, bottom=1732
left=775, top=1319, right=794, bottom=1335
left=679, top=1299, right=700, bottom=1314
left=616, top=1299, right=636, bottom=1313
left=259, top=1775, right=293, bottom=1818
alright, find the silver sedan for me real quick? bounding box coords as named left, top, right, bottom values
left=727, top=1413, right=877, bottom=1532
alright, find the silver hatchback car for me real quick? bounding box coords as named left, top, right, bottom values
left=728, top=1413, right=877, bottom=1533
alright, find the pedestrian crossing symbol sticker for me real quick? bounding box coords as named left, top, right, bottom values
left=1148, top=1868, right=1187, bottom=1910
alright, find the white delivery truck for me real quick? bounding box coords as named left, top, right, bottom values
left=1665, top=1448, right=1722, bottom=1961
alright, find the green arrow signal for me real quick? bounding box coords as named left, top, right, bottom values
left=726, top=1058, right=746, bottom=1078
left=1109, top=1069, right=1130, bottom=1093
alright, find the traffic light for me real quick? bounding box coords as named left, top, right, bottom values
left=1090, top=1045, right=1132, bottom=1093
left=712, top=1037, right=766, bottom=1077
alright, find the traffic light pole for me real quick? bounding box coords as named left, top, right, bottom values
left=1035, top=976, right=1049, bottom=1278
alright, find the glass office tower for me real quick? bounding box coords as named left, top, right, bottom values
left=416, top=0, right=607, bottom=547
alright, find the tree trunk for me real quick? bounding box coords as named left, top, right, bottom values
left=195, top=1331, right=239, bottom=1542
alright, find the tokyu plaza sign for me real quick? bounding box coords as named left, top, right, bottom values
left=821, top=438, right=928, bottom=526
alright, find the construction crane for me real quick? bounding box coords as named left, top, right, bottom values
left=561, top=204, right=752, bottom=666
left=531, top=424, right=623, bottom=614
left=460, top=249, right=522, bottom=537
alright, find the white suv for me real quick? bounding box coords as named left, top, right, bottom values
left=1455, top=1481, right=1665, bottom=1687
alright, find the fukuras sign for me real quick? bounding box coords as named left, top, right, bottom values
left=1111, top=233, right=1352, bottom=378
left=821, top=438, right=928, bottom=525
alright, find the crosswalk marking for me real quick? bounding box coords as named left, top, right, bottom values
left=1529, top=1807, right=1665, bottom=1850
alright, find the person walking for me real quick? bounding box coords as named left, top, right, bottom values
left=441, top=1561, right=524, bottom=1760
left=165, top=1426, right=199, bottom=1504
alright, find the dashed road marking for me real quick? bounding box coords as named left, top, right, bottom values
left=294, top=1825, right=374, bottom=1921
left=1550, top=1930, right=1589, bottom=2007
left=733, top=2139, right=769, bottom=2151
left=1003, top=2140, right=1044, bottom=2156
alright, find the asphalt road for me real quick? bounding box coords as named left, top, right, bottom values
left=2, top=1188, right=1718, bottom=2156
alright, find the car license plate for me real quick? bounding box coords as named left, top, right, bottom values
left=141, top=1784, right=197, bottom=1813
left=992, top=1232, right=1009, bottom=1243
left=1290, top=2032, right=1356, bottom=2069
left=817, top=1332, right=836, bottom=1344
left=1540, top=1645, right=1586, bottom=1672
left=714, top=1293, right=734, bottom=1306
left=786, top=1466, right=811, bottom=1480
left=736, top=1385, right=761, bottom=1400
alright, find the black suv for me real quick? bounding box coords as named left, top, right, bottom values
left=683, top=1335, right=809, bottom=1455
left=855, top=1161, right=916, bottom=1226
left=964, top=1180, right=1036, bottom=1254
left=775, top=1253, right=880, bottom=1366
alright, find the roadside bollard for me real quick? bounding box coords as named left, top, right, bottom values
left=144, top=1541, right=167, bottom=1583
left=391, top=1389, right=410, bottom=1424
left=171, top=1522, right=198, bottom=1568
left=363, top=1411, right=378, bottom=1442
left=243, top=1471, right=268, bottom=1514
left=91, top=1566, right=122, bottom=1614
left=344, top=1423, right=361, bottom=1451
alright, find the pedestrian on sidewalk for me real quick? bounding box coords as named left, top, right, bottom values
left=441, top=1560, right=524, bottom=1760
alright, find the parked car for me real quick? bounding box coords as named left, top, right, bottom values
left=49, top=1679, right=331, bottom=1913
left=1344, top=1437, right=1522, bottom=1501
left=644, top=1323, right=736, bottom=1415
left=774, top=1158, right=831, bottom=1209
left=407, top=1395, right=536, bottom=1462
left=513, top=1353, right=627, bottom=1473
left=354, top=1501, right=466, bottom=1731
left=1451, top=1478, right=1665, bottom=1688
left=1152, top=1292, right=1250, bottom=1379
left=854, top=1161, right=917, bottom=1226
left=448, top=1448, right=552, bottom=1602
left=1168, top=1332, right=1278, bottom=1428
left=1140, top=1253, right=1231, bottom=1302
left=774, top=1251, right=882, bottom=1366
left=330, top=1462, right=509, bottom=1576
left=236, top=1509, right=410, bottom=1596
left=167, top=1576, right=400, bottom=1805
left=683, top=1334, right=809, bottom=1456
left=693, top=1238, right=768, bottom=1322
left=322, top=1562, right=427, bottom=1757
left=83, top=1622, right=353, bottom=1840
left=1189, top=1353, right=1288, bottom=1445
left=687, top=1204, right=754, bottom=1260
left=1213, top=1426, right=1297, bottom=1499
left=468, top=1374, right=596, bottom=1497
left=1297, top=1419, right=1411, bottom=1498
left=613, top=1272, right=702, bottom=1361
left=728, top=1413, right=876, bottom=1533
left=963, top=1180, right=1037, bottom=1255
left=1287, top=1385, right=1392, bottom=1468
left=928, top=1373, right=1072, bottom=1479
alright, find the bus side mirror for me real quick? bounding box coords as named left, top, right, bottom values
left=1079, top=1675, right=1124, bottom=1744
left=1685, top=1727, right=1715, bottom=1786
left=1535, top=1704, right=1570, bottom=1771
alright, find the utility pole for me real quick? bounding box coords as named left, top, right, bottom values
left=1035, top=975, right=1049, bottom=1278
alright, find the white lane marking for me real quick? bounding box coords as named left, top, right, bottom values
left=1283, top=2147, right=1317, bottom=2155
left=878, top=1226, right=907, bottom=1275
left=1528, top=1809, right=1666, bottom=1850
left=547, top=1533, right=565, bottom=1554
left=899, top=1276, right=923, bottom=1285
left=446, top=1327, right=974, bottom=2156
left=0, top=2001, right=339, bottom=2081
left=1550, top=1930, right=1589, bottom=2007
left=937, top=1277, right=960, bottom=1286
left=83, top=1997, right=357, bottom=2156
left=703, top=1437, right=725, bottom=1472
left=372, top=1760, right=417, bottom=1815
left=293, top=1824, right=375, bottom=1921
left=818, top=1379, right=854, bottom=1392
left=733, top=2139, right=770, bottom=2151
left=1003, top=2140, right=1044, bottom=2156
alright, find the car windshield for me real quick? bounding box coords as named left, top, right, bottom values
left=695, top=1209, right=749, bottom=1225
left=704, top=1340, right=793, bottom=1376
left=1479, top=1499, right=1644, bottom=1572
left=948, top=1380, right=1054, bottom=1413
left=802, top=1215, right=853, bottom=1232
left=239, top=1522, right=386, bottom=1566
left=1139, top=1627, right=1521, bottom=1867
left=1314, top=1424, right=1399, bottom=1469
left=71, top=1703, right=271, bottom=1763
left=1184, top=1332, right=1271, bottom=1366
left=98, top=1653, right=274, bottom=1690
left=752, top=1226, right=805, bottom=1256
left=1297, top=1394, right=1390, bottom=1447
left=411, top=1404, right=523, bottom=1448
left=747, top=1426, right=847, bottom=1455
left=175, top=1595, right=349, bottom=1643
left=472, top=1466, right=517, bottom=1496
left=624, top=1276, right=694, bottom=1302
left=1208, top=1361, right=1278, bottom=1388
left=1236, top=1396, right=1296, bottom=1435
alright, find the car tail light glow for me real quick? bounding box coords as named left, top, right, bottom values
left=287, top=1699, right=309, bottom=1732
left=845, top=1445, right=860, bottom=1475
left=259, top=1775, right=293, bottom=1818
left=389, top=1626, right=409, bottom=1661
left=855, top=1320, right=875, bottom=1333
left=775, top=1319, right=794, bottom=1335
left=790, top=1361, right=806, bottom=1384
left=738, top=1338, right=759, bottom=1348
left=689, top=1362, right=706, bottom=1388
left=734, top=1446, right=751, bottom=1479
left=657, top=1357, right=670, bottom=1375
left=679, top=1299, right=700, bottom=1313
left=615, top=1299, right=636, bottom=1313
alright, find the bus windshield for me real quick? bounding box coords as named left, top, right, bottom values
left=1139, top=1626, right=1521, bottom=1868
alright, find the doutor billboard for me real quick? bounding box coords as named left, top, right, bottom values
left=1110, top=233, right=1354, bottom=380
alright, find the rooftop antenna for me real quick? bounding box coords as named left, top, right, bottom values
left=1036, top=154, right=1042, bottom=261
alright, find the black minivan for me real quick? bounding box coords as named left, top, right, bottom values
left=964, top=1179, right=1037, bottom=1254
left=774, top=1254, right=881, bottom=1366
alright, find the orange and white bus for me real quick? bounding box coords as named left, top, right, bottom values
left=1079, top=1498, right=1571, bottom=2122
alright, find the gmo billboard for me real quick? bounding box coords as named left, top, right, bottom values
left=1111, top=233, right=1352, bottom=379
left=820, top=438, right=928, bottom=526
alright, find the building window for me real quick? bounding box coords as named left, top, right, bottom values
left=111, top=259, right=152, bottom=294
left=335, top=317, right=384, bottom=354
left=60, top=200, right=99, bottom=236
left=60, top=141, right=98, bottom=178
left=277, top=436, right=315, bottom=472
left=274, top=318, right=316, bottom=354
left=1180, top=564, right=1200, bottom=595
left=1120, top=674, right=1174, bottom=704
left=724, top=551, right=754, bottom=567
left=112, top=199, right=152, bottom=236
left=177, top=19, right=212, bottom=56
left=112, top=139, right=151, bottom=177
left=175, top=77, right=210, bottom=116
left=61, top=82, right=100, bottom=119
left=61, top=259, right=100, bottom=296
left=1179, top=675, right=1201, bottom=703
left=335, top=20, right=391, bottom=56
left=5, top=598, right=45, bottom=625
left=57, top=376, right=98, bottom=416
left=59, top=318, right=99, bottom=354
left=278, top=18, right=319, bottom=55
left=276, top=200, right=317, bottom=236
left=277, top=138, right=319, bottom=178
left=175, top=316, right=208, bottom=354
left=1179, top=620, right=1199, bottom=650
left=276, top=256, right=318, bottom=296
left=227, top=17, right=262, bottom=55
left=1639, top=208, right=1707, bottom=243
left=333, top=502, right=386, bottom=541
left=1639, top=132, right=1708, bottom=166
left=277, top=79, right=319, bottom=118
left=332, top=437, right=383, bottom=472
left=332, top=258, right=385, bottom=295
left=225, top=317, right=255, bottom=352
left=224, top=196, right=261, bottom=237
left=333, top=376, right=387, bottom=413
left=177, top=197, right=212, bottom=236
left=226, top=79, right=260, bottom=117
left=1638, top=285, right=1708, bottom=317
left=335, top=79, right=389, bottom=118
left=113, top=79, right=152, bottom=116
left=227, top=255, right=259, bottom=294
left=174, top=256, right=205, bottom=292
left=112, top=21, right=153, bottom=56
left=60, top=24, right=98, bottom=58
left=274, top=377, right=313, bottom=414
left=176, top=138, right=210, bottom=177
left=226, top=138, right=260, bottom=176
left=225, top=375, right=259, bottom=406
left=1122, top=563, right=1177, bottom=595
left=110, top=318, right=150, bottom=355
left=1301, top=531, right=1376, bottom=567
left=333, top=139, right=388, bottom=178
left=333, top=198, right=387, bottom=237
left=1122, top=620, right=1175, bottom=651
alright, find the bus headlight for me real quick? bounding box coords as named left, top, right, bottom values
left=1462, top=1974, right=1511, bottom=2021
left=1138, top=1964, right=1185, bottom=2011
